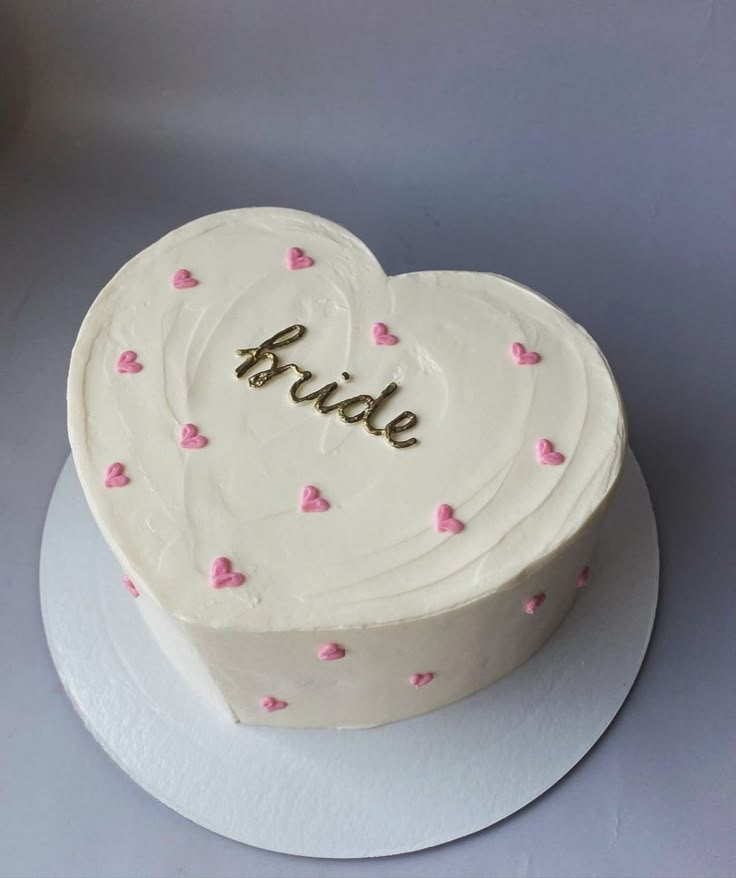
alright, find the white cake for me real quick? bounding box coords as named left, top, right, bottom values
left=67, top=208, right=626, bottom=728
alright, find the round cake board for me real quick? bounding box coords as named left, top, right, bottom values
left=40, top=451, right=658, bottom=859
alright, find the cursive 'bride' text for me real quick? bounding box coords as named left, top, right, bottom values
left=235, top=325, right=419, bottom=449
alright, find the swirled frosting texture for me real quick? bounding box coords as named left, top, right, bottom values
left=68, top=208, right=626, bottom=632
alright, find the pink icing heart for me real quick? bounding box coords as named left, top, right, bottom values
left=536, top=439, right=565, bottom=466
left=372, top=322, right=399, bottom=346
left=286, top=247, right=314, bottom=270
left=577, top=565, right=591, bottom=588
left=410, top=672, right=434, bottom=688
left=172, top=268, right=199, bottom=289
left=524, top=592, right=547, bottom=614
left=122, top=575, right=140, bottom=598
left=116, top=350, right=143, bottom=374
left=104, top=462, right=129, bottom=488
left=300, top=485, right=330, bottom=512
left=209, top=556, right=245, bottom=589
left=179, top=423, right=208, bottom=449
left=318, top=642, right=346, bottom=661
left=435, top=503, right=464, bottom=534
left=510, top=341, right=541, bottom=365
left=261, top=695, right=288, bottom=712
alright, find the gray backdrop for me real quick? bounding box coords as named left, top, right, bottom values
left=1, top=2, right=734, bottom=876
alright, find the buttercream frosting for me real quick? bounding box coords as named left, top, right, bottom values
left=67, top=207, right=626, bottom=728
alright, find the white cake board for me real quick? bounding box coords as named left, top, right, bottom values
left=40, top=451, right=658, bottom=859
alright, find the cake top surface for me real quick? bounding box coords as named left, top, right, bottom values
left=67, top=208, right=626, bottom=630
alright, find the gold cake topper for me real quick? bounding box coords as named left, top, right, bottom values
left=235, top=325, right=419, bottom=449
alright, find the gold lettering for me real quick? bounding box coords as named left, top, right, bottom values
left=235, top=324, right=306, bottom=380
left=250, top=361, right=302, bottom=388
left=335, top=395, right=375, bottom=424
left=235, top=325, right=419, bottom=449
left=364, top=382, right=400, bottom=435
left=289, top=372, right=341, bottom=412
left=384, top=411, right=419, bottom=449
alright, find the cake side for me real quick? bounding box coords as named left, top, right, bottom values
left=136, top=515, right=604, bottom=727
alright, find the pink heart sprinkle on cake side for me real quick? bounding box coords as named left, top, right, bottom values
left=372, top=322, right=399, bottom=346
left=116, top=351, right=143, bottom=373
left=209, top=556, right=245, bottom=589
left=261, top=695, right=288, bottom=712
left=179, top=423, right=208, bottom=449
left=300, top=485, right=330, bottom=512
left=577, top=565, right=591, bottom=588
left=524, top=592, right=547, bottom=614
left=409, top=672, right=434, bottom=688
left=122, top=575, right=140, bottom=598
left=435, top=503, right=464, bottom=534
left=317, top=642, right=346, bottom=661
left=104, top=462, right=130, bottom=488
left=510, top=341, right=541, bottom=365
left=536, top=439, right=565, bottom=466
left=285, top=247, right=314, bottom=270
left=172, top=268, right=199, bottom=289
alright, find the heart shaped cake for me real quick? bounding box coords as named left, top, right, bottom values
left=67, top=207, right=626, bottom=728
